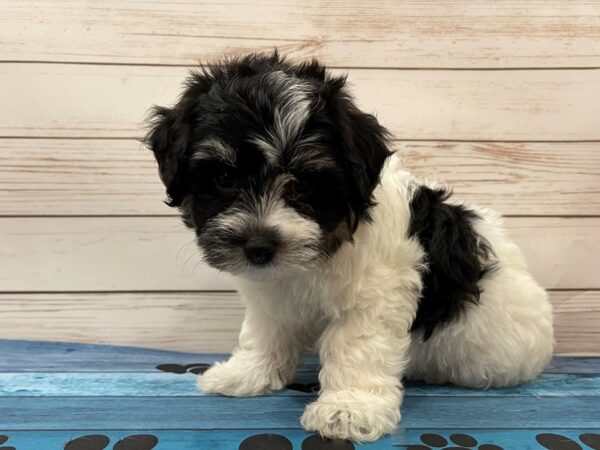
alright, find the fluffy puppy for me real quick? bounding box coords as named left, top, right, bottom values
left=145, top=52, right=554, bottom=442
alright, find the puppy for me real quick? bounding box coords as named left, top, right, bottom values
left=145, top=52, right=554, bottom=442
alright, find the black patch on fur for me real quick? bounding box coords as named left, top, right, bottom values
left=409, top=186, right=497, bottom=339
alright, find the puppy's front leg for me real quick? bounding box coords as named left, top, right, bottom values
left=301, top=308, right=411, bottom=442
left=198, top=299, right=306, bottom=397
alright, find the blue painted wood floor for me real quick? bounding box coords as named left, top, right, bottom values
left=0, top=340, right=599, bottom=450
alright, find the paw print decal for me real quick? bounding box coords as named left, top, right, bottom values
left=407, top=433, right=502, bottom=450
left=286, top=382, right=320, bottom=394
left=64, top=434, right=158, bottom=450
left=300, top=434, right=355, bottom=449
left=156, top=361, right=320, bottom=394
left=536, top=433, right=600, bottom=450
left=155, top=363, right=211, bottom=375
left=0, top=435, right=16, bottom=450
left=238, top=433, right=354, bottom=450
left=239, top=434, right=292, bottom=450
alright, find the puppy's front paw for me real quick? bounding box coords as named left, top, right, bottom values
left=197, top=356, right=291, bottom=397
left=300, top=390, right=401, bottom=442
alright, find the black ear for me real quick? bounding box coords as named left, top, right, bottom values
left=323, top=76, right=392, bottom=223
left=145, top=105, right=191, bottom=207
left=145, top=64, right=223, bottom=207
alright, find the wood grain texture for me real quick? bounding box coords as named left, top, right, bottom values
left=549, top=290, right=600, bottom=355
left=1, top=216, right=597, bottom=291
left=3, top=139, right=599, bottom=216
left=1, top=372, right=598, bottom=397
left=2, top=64, right=600, bottom=140
left=0, top=216, right=233, bottom=291
left=0, top=139, right=165, bottom=216
left=0, top=291, right=596, bottom=355
left=2, top=0, right=599, bottom=360
left=505, top=217, right=599, bottom=290
left=3, top=396, right=599, bottom=429
left=0, top=293, right=243, bottom=353
left=4, top=339, right=594, bottom=373
left=546, top=356, right=600, bottom=373
left=2, top=1, right=600, bottom=68
left=398, top=141, right=600, bottom=216
left=4, top=350, right=598, bottom=450
left=0, top=339, right=320, bottom=373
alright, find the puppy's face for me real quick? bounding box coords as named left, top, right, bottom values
left=146, top=54, right=390, bottom=278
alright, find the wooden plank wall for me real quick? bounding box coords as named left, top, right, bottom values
left=0, top=0, right=598, bottom=355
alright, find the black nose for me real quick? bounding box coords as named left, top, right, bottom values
left=244, top=236, right=277, bottom=266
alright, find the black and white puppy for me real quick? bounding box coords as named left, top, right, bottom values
left=146, top=53, right=554, bottom=442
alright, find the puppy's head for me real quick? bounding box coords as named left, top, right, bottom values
left=145, top=53, right=390, bottom=278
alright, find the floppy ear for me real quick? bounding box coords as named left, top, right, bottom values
left=145, top=105, right=191, bottom=207
left=323, top=76, right=392, bottom=222
left=145, top=65, right=224, bottom=207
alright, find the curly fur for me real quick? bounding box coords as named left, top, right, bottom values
left=146, top=52, right=554, bottom=443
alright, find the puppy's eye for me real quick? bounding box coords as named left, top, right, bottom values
left=214, top=169, right=237, bottom=191
left=294, top=176, right=314, bottom=195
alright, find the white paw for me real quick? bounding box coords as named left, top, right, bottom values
left=197, top=356, right=291, bottom=397
left=300, top=390, right=401, bottom=442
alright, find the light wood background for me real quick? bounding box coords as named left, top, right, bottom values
left=0, top=1, right=598, bottom=355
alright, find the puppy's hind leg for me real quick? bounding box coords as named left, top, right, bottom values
left=407, top=269, right=554, bottom=389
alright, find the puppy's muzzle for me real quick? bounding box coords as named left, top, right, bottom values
left=243, top=235, right=279, bottom=266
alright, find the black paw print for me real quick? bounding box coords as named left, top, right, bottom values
left=301, top=435, right=355, bottom=449
left=157, top=362, right=320, bottom=394
left=0, top=434, right=16, bottom=450
left=536, top=433, right=600, bottom=450
left=286, top=382, right=320, bottom=394
left=64, top=434, right=158, bottom=450
left=155, top=363, right=211, bottom=375
left=407, top=433, right=503, bottom=450
left=239, top=434, right=292, bottom=450
left=238, top=433, right=354, bottom=450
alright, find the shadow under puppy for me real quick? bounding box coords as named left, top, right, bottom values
left=145, top=52, right=554, bottom=442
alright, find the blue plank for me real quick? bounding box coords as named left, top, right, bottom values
left=0, top=430, right=394, bottom=450
left=2, top=429, right=600, bottom=450
left=0, top=339, right=319, bottom=372
left=2, top=339, right=598, bottom=375
left=1, top=396, right=598, bottom=430
left=405, top=373, right=600, bottom=397
left=393, top=429, right=600, bottom=450
left=546, top=356, right=600, bottom=374
left=1, top=372, right=599, bottom=397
